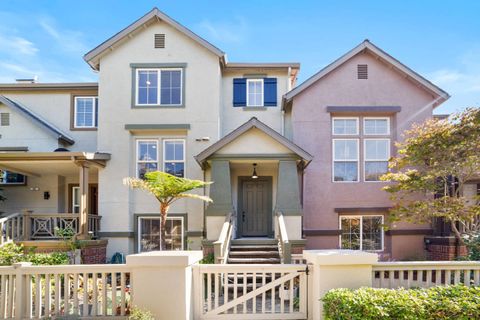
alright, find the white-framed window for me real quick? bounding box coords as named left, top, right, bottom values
left=364, top=139, right=390, bottom=181
left=364, top=117, right=390, bottom=135
left=72, top=186, right=80, bottom=213
left=332, top=117, right=359, bottom=135
left=138, top=216, right=184, bottom=252
left=136, top=140, right=159, bottom=179
left=74, top=96, right=98, bottom=128
left=340, top=215, right=384, bottom=251
left=0, top=170, right=26, bottom=185
left=333, top=139, right=359, bottom=182
left=163, top=139, right=185, bottom=178
left=136, top=68, right=182, bottom=106
left=246, top=79, right=264, bottom=107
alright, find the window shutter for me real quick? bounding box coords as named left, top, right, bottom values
left=233, top=78, right=246, bottom=107
left=263, top=78, right=277, bottom=106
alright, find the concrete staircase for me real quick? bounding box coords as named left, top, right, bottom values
left=227, top=238, right=281, bottom=264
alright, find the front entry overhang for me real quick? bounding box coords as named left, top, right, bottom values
left=194, top=117, right=313, bottom=169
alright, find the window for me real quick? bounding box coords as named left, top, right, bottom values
left=364, top=139, right=390, bottom=181
left=247, top=79, right=264, bottom=107
left=163, top=140, right=185, bottom=178
left=340, top=215, right=383, bottom=251
left=72, top=186, right=80, bottom=213
left=136, top=140, right=158, bottom=179
left=332, top=117, right=359, bottom=135
left=136, top=69, right=182, bottom=106
left=0, top=113, right=10, bottom=126
left=0, top=170, right=26, bottom=185
left=138, top=216, right=184, bottom=252
left=74, top=97, right=97, bottom=128
left=364, top=118, right=390, bottom=135
left=333, top=139, right=359, bottom=182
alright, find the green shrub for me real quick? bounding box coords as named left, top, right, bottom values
left=128, top=307, right=154, bottom=320
left=0, top=243, right=69, bottom=266
left=200, top=252, right=215, bottom=264
left=323, top=285, right=480, bottom=320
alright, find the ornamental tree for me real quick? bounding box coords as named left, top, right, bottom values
left=381, top=108, right=480, bottom=246
left=124, top=171, right=212, bottom=250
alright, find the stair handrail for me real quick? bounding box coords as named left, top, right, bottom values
left=0, top=212, right=24, bottom=246
left=276, top=211, right=292, bottom=264
left=214, top=209, right=235, bottom=264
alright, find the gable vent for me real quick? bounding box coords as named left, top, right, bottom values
left=154, top=34, right=166, bottom=48
left=357, top=64, right=368, bottom=79
left=0, top=113, right=10, bottom=126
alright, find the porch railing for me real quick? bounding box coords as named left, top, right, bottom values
left=372, top=261, right=480, bottom=289
left=0, top=262, right=131, bottom=319
left=0, top=213, right=24, bottom=247
left=214, top=210, right=235, bottom=264
left=275, top=211, right=291, bottom=264
left=23, top=211, right=101, bottom=240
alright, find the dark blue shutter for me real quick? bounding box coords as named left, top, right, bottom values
left=233, top=78, right=246, bottom=107
left=263, top=78, right=277, bottom=106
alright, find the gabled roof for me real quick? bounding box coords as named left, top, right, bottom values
left=0, top=95, right=75, bottom=145
left=284, top=40, right=450, bottom=106
left=84, top=7, right=225, bottom=70
left=195, top=117, right=313, bottom=166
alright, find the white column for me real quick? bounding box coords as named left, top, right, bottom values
left=303, top=250, right=378, bottom=320
left=126, top=251, right=203, bottom=320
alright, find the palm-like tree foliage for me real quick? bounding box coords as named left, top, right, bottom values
left=124, top=171, right=212, bottom=250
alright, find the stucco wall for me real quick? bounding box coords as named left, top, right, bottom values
left=291, top=51, right=439, bottom=259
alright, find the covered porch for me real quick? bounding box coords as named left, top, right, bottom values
left=0, top=152, right=110, bottom=243
left=196, top=118, right=312, bottom=263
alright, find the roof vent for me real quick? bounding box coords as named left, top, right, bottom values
left=357, top=64, right=368, bottom=79
left=15, top=76, right=38, bottom=84
left=0, top=113, right=9, bottom=126
left=154, top=34, right=165, bottom=48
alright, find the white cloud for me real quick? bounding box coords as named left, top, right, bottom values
left=0, top=34, right=38, bottom=56
left=39, top=17, right=89, bottom=53
left=197, top=16, right=249, bottom=44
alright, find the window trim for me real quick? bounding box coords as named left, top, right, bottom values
left=246, top=79, right=264, bottom=107
left=73, top=96, right=97, bottom=129
left=136, top=139, right=159, bottom=179
left=332, top=138, right=360, bottom=183
left=163, top=139, right=186, bottom=178
left=332, top=117, right=359, bottom=136
left=363, top=138, right=390, bottom=182
left=137, top=216, right=185, bottom=252
left=0, top=170, right=26, bottom=185
left=72, top=186, right=80, bottom=214
left=339, top=215, right=384, bottom=252
left=135, top=68, right=183, bottom=107
left=363, top=117, right=390, bottom=135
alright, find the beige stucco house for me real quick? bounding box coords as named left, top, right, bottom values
left=0, top=8, right=476, bottom=262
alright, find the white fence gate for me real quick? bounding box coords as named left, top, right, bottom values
left=193, top=264, right=308, bottom=320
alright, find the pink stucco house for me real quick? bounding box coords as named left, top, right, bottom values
left=283, top=40, right=459, bottom=260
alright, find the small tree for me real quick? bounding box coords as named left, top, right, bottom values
left=124, top=171, right=212, bottom=250
left=382, top=108, right=480, bottom=249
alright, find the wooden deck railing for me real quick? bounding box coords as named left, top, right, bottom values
left=0, top=213, right=24, bottom=246
left=214, top=211, right=235, bottom=264
left=373, top=261, right=480, bottom=289
left=276, top=211, right=291, bottom=264
left=0, top=263, right=131, bottom=319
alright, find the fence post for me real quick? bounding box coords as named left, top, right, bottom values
left=22, top=210, right=32, bottom=241
left=303, top=250, right=378, bottom=320
left=126, top=251, right=203, bottom=320
left=13, top=262, right=32, bottom=319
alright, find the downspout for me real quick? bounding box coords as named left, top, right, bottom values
left=281, top=67, right=292, bottom=136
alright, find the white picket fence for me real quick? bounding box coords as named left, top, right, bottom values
left=193, top=264, right=308, bottom=319
left=373, top=261, right=480, bottom=289
left=0, top=263, right=131, bottom=319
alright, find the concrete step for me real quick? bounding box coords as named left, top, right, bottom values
left=231, top=239, right=278, bottom=246
left=229, top=251, right=280, bottom=258
left=227, top=257, right=281, bottom=264
left=230, top=245, right=279, bottom=252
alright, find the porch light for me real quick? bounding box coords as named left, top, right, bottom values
left=252, top=163, right=258, bottom=179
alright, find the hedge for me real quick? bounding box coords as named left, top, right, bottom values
left=323, top=285, right=480, bottom=320
left=0, top=243, right=69, bottom=266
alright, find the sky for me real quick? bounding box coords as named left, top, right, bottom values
left=0, top=0, right=479, bottom=114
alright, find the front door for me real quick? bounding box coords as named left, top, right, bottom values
left=238, top=177, right=272, bottom=237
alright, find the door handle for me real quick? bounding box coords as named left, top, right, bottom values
left=242, top=211, right=245, bottom=222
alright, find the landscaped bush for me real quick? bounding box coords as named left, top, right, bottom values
left=323, top=285, right=480, bottom=320
left=0, top=243, right=69, bottom=266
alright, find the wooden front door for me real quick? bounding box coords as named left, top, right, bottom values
left=238, top=177, right=272, bottom=237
